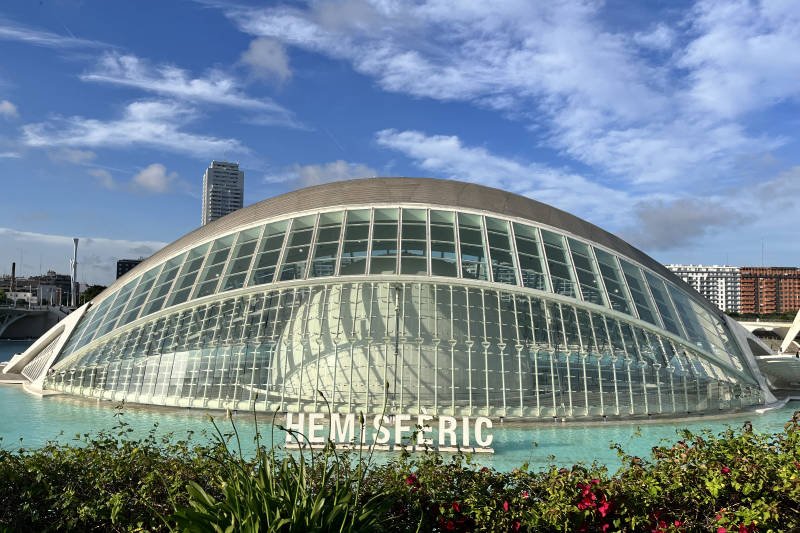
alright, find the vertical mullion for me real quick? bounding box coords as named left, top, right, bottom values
left=274, top=219, right=295, bottom=285
left=496, top=291, right=507, bottom=416
left=507, top=220, right=524, bottom=289
left=527, top=297, right=540, bottom=416
left=453, top=211, right=463, bottom=279
left=562, top=238, right=584, bottom=303
left=479, top=215, right=493, bottom=284
left=242, top=224, right=268, bottom=288
left=303, top=214, right=321, bottom=280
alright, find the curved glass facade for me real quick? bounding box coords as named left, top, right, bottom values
left=29, top=192, right=765, bottom=419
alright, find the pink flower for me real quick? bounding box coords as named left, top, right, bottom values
left=405, top=473, right=418, bottom=486
left=721, top=466, right=731, bottom=475
left=674, top=520, right=683, bottom=527
left=717, top=528, right=727, bottom=533
left=503, top=500, right=510, bottom=512
left=591, top=478, right=600, bottom=485
left=521, top=490, right=530, bottom=499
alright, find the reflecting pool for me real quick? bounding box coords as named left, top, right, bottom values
left=1, top=383, right=796, bottom=473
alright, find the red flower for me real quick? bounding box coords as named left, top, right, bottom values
left=674, top=520, right=683, bottom=527
left=591, top=478, right=600, bottom=485
left=721, top=466, right=731, bottom=475
left=445, top=519, right=455, bottom=531
left=405, top=473, right=418, bottom=486
left=452, top=501, right=461, bottom=513
left=597, top=496, right=611, bottom=518
left=503, top=500, right=510, bottom=512
left=521, top=490, right=530, bottom=499
left=512, top=520, right=521, bottom=531
left=717, top=528, right=727, bottom=533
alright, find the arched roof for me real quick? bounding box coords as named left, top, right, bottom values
left=102, top=177, right=720, bottom=317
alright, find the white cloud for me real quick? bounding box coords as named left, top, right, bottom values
left=88, top=168, right=116, bottom=189
left=49, top=148, right=96, bottom=164
left=633, top=23, right=676, bottom=50
left=22, top=100, right=245, bottom=157
left=0, top=227, right=167, bottom=285
left=0, top=99, right=18, bottom=119
left=221, top=1, right=793, bottom=190
left=131, top=163, right=179, bottom=193
left=0, top=151, right=20, bottom=159
left=375, top=128, right=635, bottom=226
left=241, top=38, right=292, bottom=82
left=680, top=0, right=800, bottom=119
left=266, top=159, right=377, bottom=186
left=81, top=52, right=298, bottom=126
left=0, top=18, right=106, bottom=49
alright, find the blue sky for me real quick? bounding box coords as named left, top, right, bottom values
left=1, top=0, right=799, bottom=285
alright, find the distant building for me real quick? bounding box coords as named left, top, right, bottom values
left=666, top=265, right=741, bottom=313
left=740, top=267, right=800, bottom=315
left=1, top=270, right=72, bottom=305
left=117, top=259, right=143, bottom=279
left=202, top=161, right=244, bottom=225
left=6, top=290, right=37, bottom=306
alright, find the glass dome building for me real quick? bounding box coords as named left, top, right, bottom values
left=9, top=178, right=774, bottom=420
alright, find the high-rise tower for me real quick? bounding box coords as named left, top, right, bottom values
left=202, top=161, right=244, bottom=225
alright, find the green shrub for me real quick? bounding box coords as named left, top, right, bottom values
left=2, top=406, right=799, bottom=532
left=172, top=413, right=393, bottom=532
left=0, top=407, right=224, bottom=532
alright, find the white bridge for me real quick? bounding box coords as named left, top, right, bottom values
left=738, top=309, right=800, bottom=354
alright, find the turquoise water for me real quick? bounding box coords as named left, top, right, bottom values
left=2, top=340, right=798, bottom=472
left=1, top=384, right=796, bottom=472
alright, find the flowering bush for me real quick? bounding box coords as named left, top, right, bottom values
left=1, top=409, right=799, bottom=531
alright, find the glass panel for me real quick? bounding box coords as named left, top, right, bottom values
left=458, top=213, right=488, bottom=280
left=279, top=214, right=316, bottom=281
left=568, top=238, right=605, bottom=306
left=619, top=260, right=659, bottom=326
left=220, top=226, right=262, bottom=292
left=430, top=210, right=457, bottom=277
left=310, top=211, right=343, bottom=278
left=644, top=271, right=683, bottom=337
left=593, top=248, right=632, bottom=314
left=486, top=217, right=517, bottom=285
left=141, top=253, right=186, bottom=318
left=249, top=220, right=289, bottom=286
left=339, top=209, right=370, bottom=275
left=666, top=284, right=710, bottom=352
left=370, top=208, right=398, bottom=274
left=540, top=229, right=577, bottom=298
left=400, top=208, right=427, bottom=275
left=513, top=223, right=547, bottom=291
left=117, top=266, right=160, bottom=327
left=92, top=278, right=140, bottom=340
left=167, top=243, right=211, bottom=307
left=193, top=234, right=236, bottom=298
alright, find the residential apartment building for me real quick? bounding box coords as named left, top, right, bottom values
left=666, top=264, right=741, bottom=313
left=202, top=161, right=244, bottom=225
left=740, top=267, right=800, bottom=315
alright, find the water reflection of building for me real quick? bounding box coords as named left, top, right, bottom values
left=9, top=178, right=775, bottom=420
